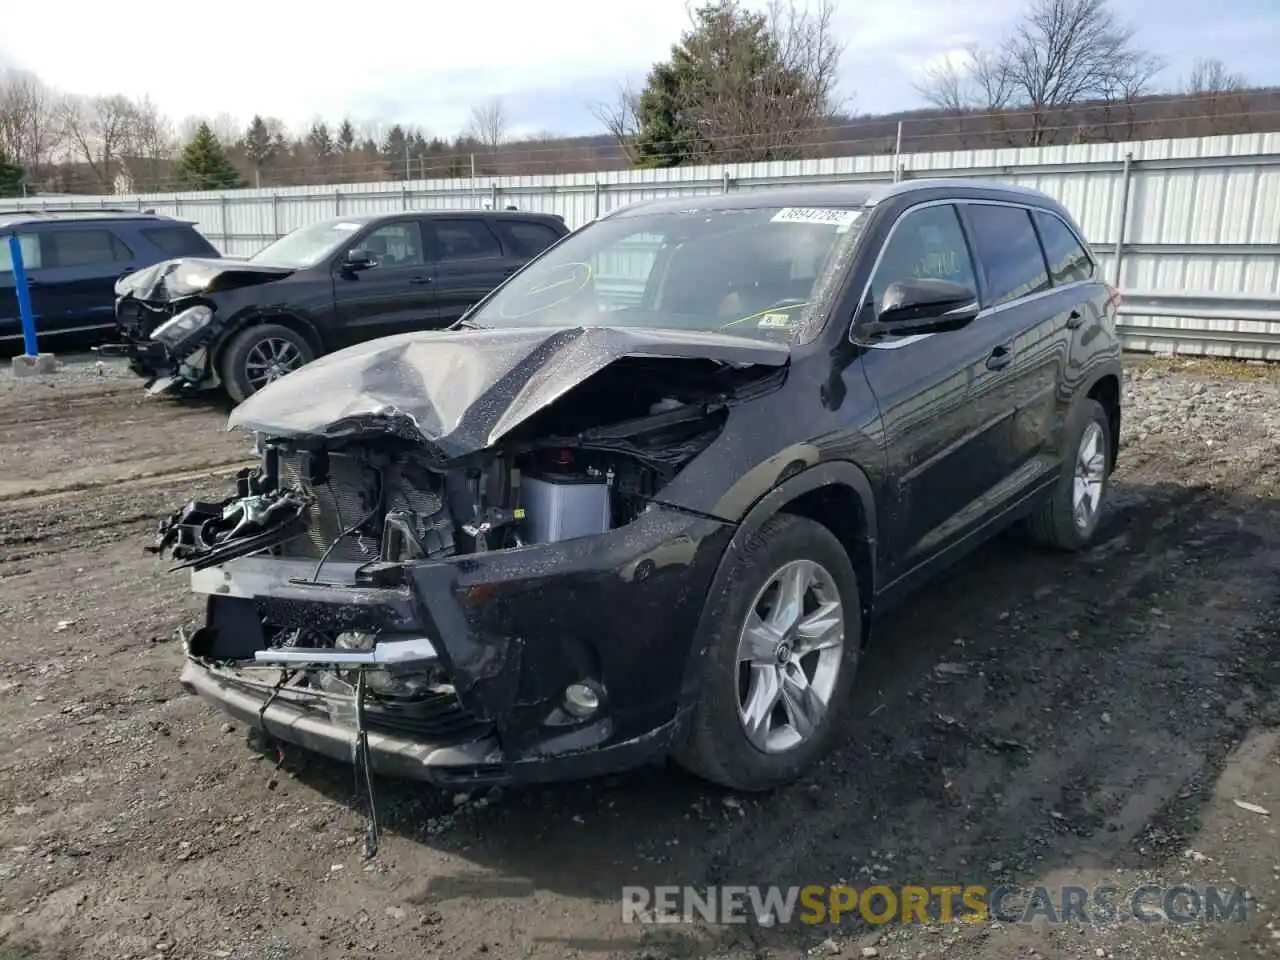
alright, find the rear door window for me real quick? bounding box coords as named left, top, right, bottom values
left=143, top=226, right=219, bottom=258
left=424, top=220, right=503, bottom=262
left=1032, top=211, right=1094, bottom=285
left=496, top=220, right=563, bottom=258
left=43, top=229, right=134, bottom=268
left=962, top=204, right=1051, bottom=307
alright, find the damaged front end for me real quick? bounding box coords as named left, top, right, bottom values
left=103, top=258, right=292, bottom=394
left=161, top=326, right=786, bottom=795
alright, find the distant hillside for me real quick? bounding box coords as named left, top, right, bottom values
left=21, top=86, right=1280, bottom=196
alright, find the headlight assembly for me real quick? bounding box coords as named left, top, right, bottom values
left=151, top=305, right=214, bottom=347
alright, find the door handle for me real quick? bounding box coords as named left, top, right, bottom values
left=986, top=344, right=1014, bottom=371
left=408, top=276, right=433, bottom=285
left=1065, top=308, right=1083, bottom=329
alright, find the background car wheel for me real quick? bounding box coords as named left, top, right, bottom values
left=1024, top=397, right=1112, bottom=551
left=673, top=513, right=861, bottom=792
left=221, top=323, right=315, bottom=403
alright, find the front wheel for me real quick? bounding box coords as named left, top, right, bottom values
left=673, top=513, right=861, bottom=791
left=220, top=323, right=315, bottom=403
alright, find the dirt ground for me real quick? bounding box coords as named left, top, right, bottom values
left=2, top=355, right=1280, bottom=960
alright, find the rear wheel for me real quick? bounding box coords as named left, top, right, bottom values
left=673, top=513, right=861, bottom=791
left=220, top=323, right=315, bottom=403
left=1025, top=397, right=1112, bottom=551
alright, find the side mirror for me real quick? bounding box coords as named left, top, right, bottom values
left=343, top=248, right=377, bottom=271
left=854, top=278, right=980, bottom=341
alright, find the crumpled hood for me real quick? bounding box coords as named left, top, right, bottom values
left=228, top=325, right=790, bottom=460
left=115, top=257, right=291, bottom=300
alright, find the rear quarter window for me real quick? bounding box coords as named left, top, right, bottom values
left=1032, top=210, right=1094, bottom=285
left=142, top=225, right=219, bottom=258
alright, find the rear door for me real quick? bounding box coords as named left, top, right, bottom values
left=955, top=201, right=1060, bottom=498
left=28, top=226, right=140, bottom=336
left=331, top=219, right=436, bottom=345
left=422, top=217, right=517, bottom=325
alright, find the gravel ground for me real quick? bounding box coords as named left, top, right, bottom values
left=1, top=354, right=1279, bottom=960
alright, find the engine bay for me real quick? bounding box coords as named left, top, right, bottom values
left=154, top=356, right=780, bottom=570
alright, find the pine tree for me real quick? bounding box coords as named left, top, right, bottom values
left=0, top=153, right=23, bottom=197
left=337, top=119, right=356, bottom=153
left=176, top=123, right=245, bottom=190
left=242, top=115, right=274, bottom=167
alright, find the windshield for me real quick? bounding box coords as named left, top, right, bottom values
left=466, top=205, right=865, bottom=341
left=249, top=218, right=365, bottom=269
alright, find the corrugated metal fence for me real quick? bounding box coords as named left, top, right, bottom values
left=3, top=132, right=1279, bottom=357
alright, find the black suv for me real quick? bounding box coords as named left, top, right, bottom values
left=0, top=209, right=220, bottom=349
left=154, top=180, right=1122, bottom=793
left=109, top=209, right=569, bottom=401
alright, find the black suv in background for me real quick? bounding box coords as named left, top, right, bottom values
left=0, top=210, right=220, bottom=350
left=109, top=209, right=569, bottom=401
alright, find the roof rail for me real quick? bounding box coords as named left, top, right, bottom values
left=4, top=205, right=159, bottom=216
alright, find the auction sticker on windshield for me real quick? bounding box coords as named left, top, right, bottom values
left=771, top=207, right=862, bottom=228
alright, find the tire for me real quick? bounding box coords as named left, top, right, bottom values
left=1024, top=397, right=1112, bottom=551
left=220, top=323, right=315, bottom=403
left=673, top=513, right=862, bottom=792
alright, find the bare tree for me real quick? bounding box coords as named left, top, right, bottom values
left=591, top=85, right=643, bottom=163
left=1002, top=0, right=1162, bottom=144
left=466, top=97, right=508, bottom=150
left=917, top=0, right=1162, bottom=146
left=1180, top=57, right=1249, bottom=134
left=0, top=70, right=61, bottom=172
left=1184, top=57, right=1246, bottom=96
left=60, top=94, right=139, bottom=190
left=914, top=44, right=1014, bottom=146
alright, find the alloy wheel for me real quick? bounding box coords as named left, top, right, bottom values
left=735, top=558, right=845, bottom=754
left=244, top=337, right=306, bottom=391
left=1072, top=421, right=1107, bottom=531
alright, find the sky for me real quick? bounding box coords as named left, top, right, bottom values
left=1, top=0, right=1277, bottom=142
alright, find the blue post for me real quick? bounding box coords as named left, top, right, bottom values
left=8, top=234, right=38, bottom=357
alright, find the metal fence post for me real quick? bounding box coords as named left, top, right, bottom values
left=593, top=181, right=601, bottom=219
left=1110, top=152, right=1134, bottom=288
left=335, top=190, right=342, bottom=215
left=8, top=235, right=38, bottom=359
left=893, top=121, right=904, bottom=181
left=219, top=195, right=228, bottom=252
left=490, top=183, right=499, bottom=210
left=271, top=194, right=280, bottom=239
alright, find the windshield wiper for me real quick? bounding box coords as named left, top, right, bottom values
left=454, top=319, right=486, bottom=329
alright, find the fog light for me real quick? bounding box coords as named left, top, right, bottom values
left=563, top=682, right=600, bottom=718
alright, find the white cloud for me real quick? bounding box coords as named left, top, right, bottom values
left=3, top=0, right=1025, bottom=135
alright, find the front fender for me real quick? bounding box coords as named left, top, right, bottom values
left=674, top=460, right=880, bottom=713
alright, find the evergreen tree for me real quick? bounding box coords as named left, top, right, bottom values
left=306, top=121, right=334, bottom=159
left=176, top=123, right=245, bottom=190
left=337, top=119, right=356, bottom=153
left=0, top=155, right=24, bottom=197
left=631, top=0, right=841, bottom=166
left=242, top=115, right=274, bottom=166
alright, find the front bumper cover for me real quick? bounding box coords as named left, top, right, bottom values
left=180, top=506, right=734, bottom=786
left=108, top=296, right=218, bottom=393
